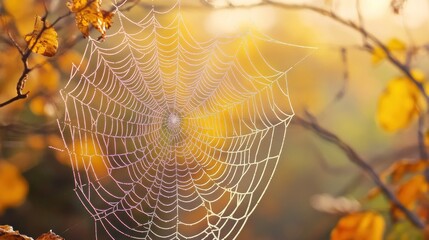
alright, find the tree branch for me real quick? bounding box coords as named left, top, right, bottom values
left=202, top=0, right=429, bottom=103
left=293, top=115, right=425, bottom=228
left=266, top=0, right=429, bottom=102
left=0, top=0, right=129, bottom=108
left=418, top=115, right=428, bottom=160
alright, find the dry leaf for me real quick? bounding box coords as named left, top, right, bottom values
left=36, top=231, right=64, bottom=240
left=67, top=0, right=114, bottom=39
left=391, top=0, right=407, bottom=14
left=377, top=75, right=425, bottom=132
left=331, top=211, right=385, bottom=240
left=388, top=160, right=428, bottom=183
left=0, top=225, right=33, bottom=240
left=24, top=16, right=58, bottom=57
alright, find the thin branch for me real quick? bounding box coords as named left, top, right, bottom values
left=418, top=115, right=428, bottom=160
left=0, top=0, right=126, bottom=108
left=0, top=92, right=29, bottom=107
left=331, top=48, right=349, bottom=104
left=355, top=0, right=368, bottom=46
left=51, top=12, right=72, bottom=27
left=201, top=2, right=429, bottom=222
left=264, top=1, right=428, bottom=102
left=293, top=115, right=425, bottom=229
left=201, top=0, right=429, bottom=103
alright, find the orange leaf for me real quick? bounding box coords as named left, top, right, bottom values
left=24, top=16, right=58, bottom=57
left=391, top=160, right=428, bottom=183
left=67, top=0, right=114, bottom=39
left=379, top=159, right=428, bottom=184
left=331, top=211, right=385, bottom=240
left=0, top=225, right=32, bottom=240
left=36, top=230, right=64, bottom=240
left=392, top=174, right=428, bottom=220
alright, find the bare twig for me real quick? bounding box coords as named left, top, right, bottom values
left=0, top=9, right=68, bottom=108
left=293, top=115, right=425, bottom=228
left=331, top=48, right=348, bottom=103
left=418, top=115, right=428, bottom=160
left=355, top=0, right=368, bottom=46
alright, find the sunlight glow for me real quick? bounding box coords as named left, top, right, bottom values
left=335, top=0, right=390, bottom=21
left=360, top=0, right=390, bottom=20
left=398, top=0, right=429, bottom=28
left=205, top=6, right=276, bottom=34
left=205, top=0, right=263, bottom=8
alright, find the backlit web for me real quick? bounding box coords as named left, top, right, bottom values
left=58, top=1, right=313, bottom=239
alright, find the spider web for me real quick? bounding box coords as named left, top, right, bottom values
left=58, top=1, right=313, bottom=239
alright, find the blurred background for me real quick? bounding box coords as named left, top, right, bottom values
left=0, top=0, right=429, bottom=239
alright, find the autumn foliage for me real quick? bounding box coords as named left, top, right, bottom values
left=0, top=0, right=429, bottom=239
left=331, top=211, right=385, bottom=240
left=0, top=225, right=64, bottom=240
left=67, top=0, right=114, bottom=39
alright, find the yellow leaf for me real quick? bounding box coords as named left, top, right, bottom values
left=392, top=174, right=428, bottom=220
left=411, top=68, right=426, bottom=82
left=377, top=77, right=425, bottom=132
left=67, top=0, right=114, bottom=39
left=25, top=16, right=58, bottom=57
left=0, top=161, right=28, bottom=213
left=372, top=38, right=406, bottom=64
left=387, top=38, right=406, bottom=51
left=331, top=211, right=385, bottom=240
